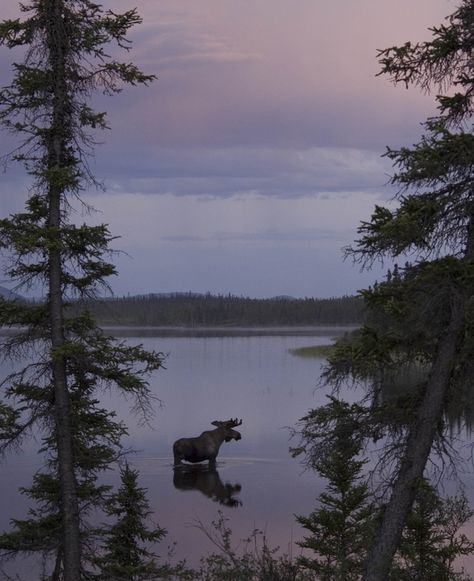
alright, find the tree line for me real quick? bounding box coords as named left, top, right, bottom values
left=70, top=293, right=365, bottom=327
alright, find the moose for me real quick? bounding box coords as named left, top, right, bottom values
left=173, top=418, right=242, bottom=467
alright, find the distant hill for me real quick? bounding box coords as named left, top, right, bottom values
left=0, top=285, right=23, bottom=301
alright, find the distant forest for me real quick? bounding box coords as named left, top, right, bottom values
left=71, top=293, right=365, bottom=327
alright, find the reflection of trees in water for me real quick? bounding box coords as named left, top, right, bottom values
left=173, top=466, right=242, bottom=508
left=377, top=362, right=474, bottom=433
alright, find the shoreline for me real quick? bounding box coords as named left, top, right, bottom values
left=100, top=324, right=356, bottom=338
left=0, top=324, right=357, bottom=338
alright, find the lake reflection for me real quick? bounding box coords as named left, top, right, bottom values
left=173, top=465, right=242, bottom=508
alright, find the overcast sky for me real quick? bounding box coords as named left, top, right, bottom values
left=0, top=0, right=454, bottom=298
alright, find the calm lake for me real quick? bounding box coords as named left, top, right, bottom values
left=1, top=327, right=474, bottom=577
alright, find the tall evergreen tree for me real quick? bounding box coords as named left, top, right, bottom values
left=315, top=2, right=474, bottom=579
left=0, top=1, right=162, bottom=579
left=294, top=398, right=375, bottom=581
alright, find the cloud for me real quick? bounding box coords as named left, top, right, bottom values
left=151, top=34, right=261, bottom=69
left=162, top=227, right=345, bottom=244
left=80, top=190, right=378, bottom=251
left=2, top=0, right=445, bottom=202
left=95, top=0, right=445, bottom=154
left=96, top=145, right=394, bottom=200
left=131, top=13, right=261, bottom=71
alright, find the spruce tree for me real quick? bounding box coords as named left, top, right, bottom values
left=294, top=398, right=375, bottom=581
left=293, top=405, right=474, bottom=581
left=390, top=481, right=474, bottom=581
left=0, top=1, right=162, bottom=579
left=96, top=463, right=171, bottom=581
left=312, top=2, right=474, bottom=579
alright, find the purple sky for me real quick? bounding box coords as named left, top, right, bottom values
left=1, top=0, right=454, bottom=297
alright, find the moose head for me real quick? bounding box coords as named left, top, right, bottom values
left=211, top=418, right=243, bottom=442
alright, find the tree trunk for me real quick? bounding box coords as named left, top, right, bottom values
left=364, top=220, right=474, bottom=580
left=49, top=239, right=81, bottom=581
left=47, top=1, right=81, bottom=579
left=363, top=305, right=465, bottom=579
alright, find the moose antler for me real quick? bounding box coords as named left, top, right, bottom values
left=227, top=418, right=242, bottom=427
left=211, top=418, right=243, bottom=428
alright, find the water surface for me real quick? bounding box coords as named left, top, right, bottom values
left=1, top=327, right=474, bottom=576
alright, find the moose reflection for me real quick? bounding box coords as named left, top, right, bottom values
left=173, top=465, right=242, bottom=507
left=173, top=418, right=242, bottom=467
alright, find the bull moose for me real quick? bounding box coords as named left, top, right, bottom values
left=173, top=418, right=242, bottom=467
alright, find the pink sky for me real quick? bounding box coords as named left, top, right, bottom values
left=0, top=0, right=456, bottom=297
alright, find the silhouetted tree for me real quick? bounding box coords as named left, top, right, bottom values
left=96, top=464, right=171, bottom=580
left=295, top=398, right=375, bottom=580
left=390, top=481, right=474, bottom=581
left=293, top=401, right=474, bottom=581
left=0, top=1, right=162, bottom=578
left=316, top=2, right=474, bottom=579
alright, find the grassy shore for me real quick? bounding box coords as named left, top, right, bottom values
left=289, top=344, right=335, bottom=358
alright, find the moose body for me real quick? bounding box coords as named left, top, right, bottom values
left=173, top=418, right=242, bottom=467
